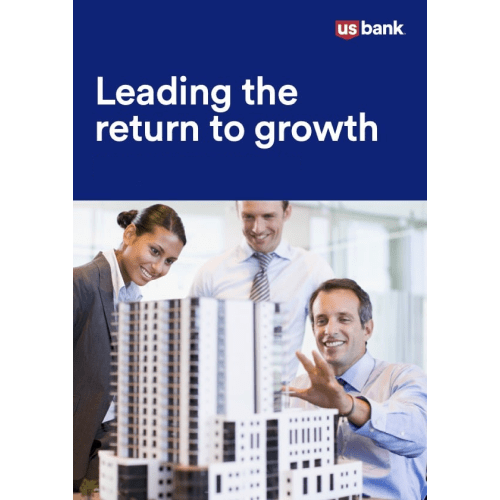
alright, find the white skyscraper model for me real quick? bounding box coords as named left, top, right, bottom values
left=99, top=298, right=362, bottom=500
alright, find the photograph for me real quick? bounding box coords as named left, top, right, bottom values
left=73, top=200, right=427, bottom=500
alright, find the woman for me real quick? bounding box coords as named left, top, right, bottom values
left=73, top=204, right=186, bottom=490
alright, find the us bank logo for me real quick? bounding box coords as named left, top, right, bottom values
left=336, top=20, right=405, bottom=40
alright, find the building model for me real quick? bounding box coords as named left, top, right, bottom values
left=99, top=298, right=363, bottom=500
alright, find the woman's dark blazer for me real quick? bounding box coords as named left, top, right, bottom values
left=73, top=252, right=115, bottom=480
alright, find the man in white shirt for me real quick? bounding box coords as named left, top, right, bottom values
left=189, top=201, right=334, bottom=382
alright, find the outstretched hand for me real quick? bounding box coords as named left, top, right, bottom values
left=284, top=350, right=352, bottom=413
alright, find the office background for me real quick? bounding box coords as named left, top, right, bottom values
left=73, top=200, right=427, bottom=372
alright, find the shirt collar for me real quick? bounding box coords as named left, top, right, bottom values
left=102, top=249, right=143, bottom=308
left=237, top=238, right=293, bottom=263
left=337, top=351, right=375, bottom=392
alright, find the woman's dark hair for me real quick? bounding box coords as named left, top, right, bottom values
left=117, top=204, right=187, bottom=246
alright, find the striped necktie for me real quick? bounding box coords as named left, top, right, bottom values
left=250, top=252, right=274, bottom=302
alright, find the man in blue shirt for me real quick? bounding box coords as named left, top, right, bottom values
left=287, top=278, right=427, bottom=500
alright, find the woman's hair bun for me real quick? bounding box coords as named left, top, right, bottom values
left=116, top=204, right=186, bottom=246
left=117, top=210, right=138, bottom=229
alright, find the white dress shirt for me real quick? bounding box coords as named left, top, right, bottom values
left=101, top=249, right=143, bottom=422
left=189, top=239, right=334, bottom=381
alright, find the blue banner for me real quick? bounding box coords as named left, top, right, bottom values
left=74, top=1, right=426, bottom=200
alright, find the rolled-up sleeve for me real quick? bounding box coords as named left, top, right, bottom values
left=351, top=365, right=427, bottom=458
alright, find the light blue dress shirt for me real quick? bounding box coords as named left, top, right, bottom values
left=103, top=249, right=143, bottom=307
left=291, top=351, right=427, bottom=500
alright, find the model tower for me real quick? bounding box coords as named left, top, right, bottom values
left=99, top=298, right=362, bottom=500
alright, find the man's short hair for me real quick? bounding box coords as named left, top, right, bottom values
left=235, top=201, right=290, bottom=212
left=309, top=278, right=373, bottom=327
